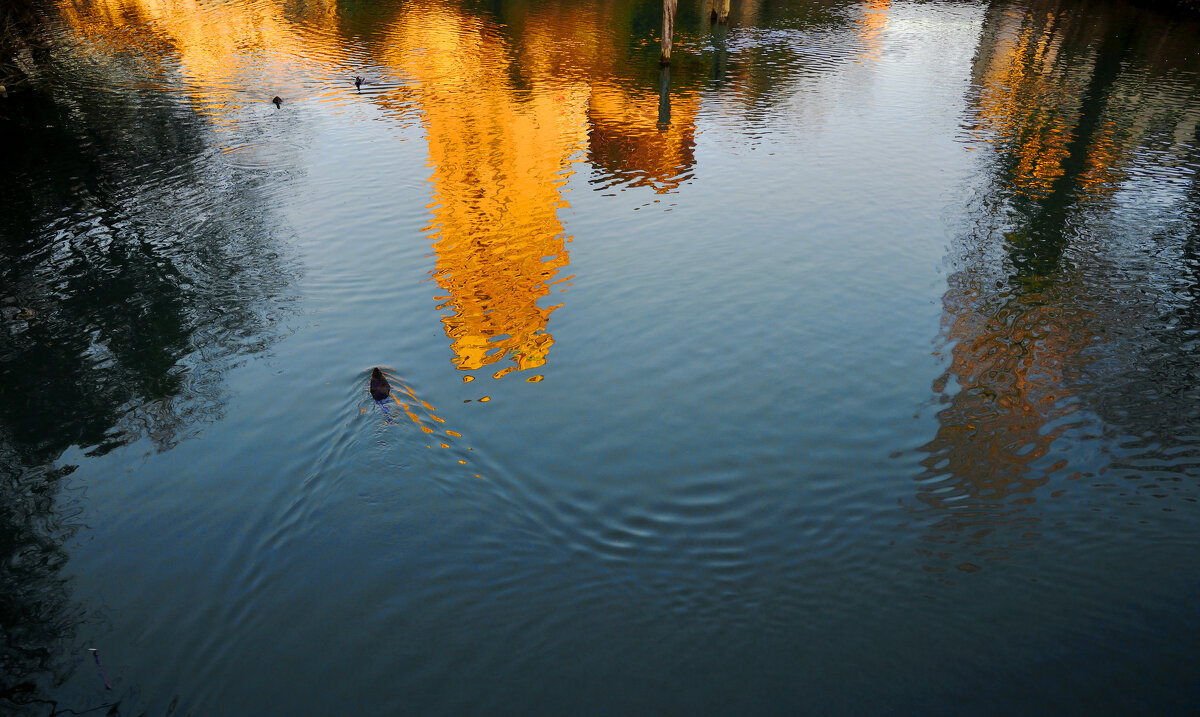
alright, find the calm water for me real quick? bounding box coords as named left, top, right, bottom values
left=4, top=0, right=1200, bottom=713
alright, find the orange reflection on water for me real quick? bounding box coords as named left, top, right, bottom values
left=970, top=11, right=1078, bottom=198
left=62, top=0, right=704, bottom=378
left=381, top=4, right=588, bottom=374
left=375, top=370, right=467, bottom=450
left=968, top=3, right=1130, bottom=201
left=589, top=82, right=698, bottom=193
left=58, top=0, right=342, bottom=123
left=915, top=274, right=1095, bottom=564
left=512, top=0, right=700, bottom=193
left=380, top=1, right=701, bottom=376
left=57, top=0, right=164, bottom=57
left=855, top=0, right=890, bottom=65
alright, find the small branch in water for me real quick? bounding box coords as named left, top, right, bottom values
left=88, top=649, right=112, bottom=691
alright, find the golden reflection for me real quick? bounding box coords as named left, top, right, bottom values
left=589, top=82, right=699, bottom=193
left=380, top=1, right=701, bottom=375
left=474, top=1, right=701, bottom=193
left=965, top=1, right=1140, bottom=202
left=59, top=0, right=343, bottom=123
left=855, top=0, right=890, bottom=65
left=369, top=369, right=470, bottom=453
left=969, top=9, right=1079, bottom=198
left=380, top=4, right=588, bottom=375
left=60, top=0, right=705, bottom=378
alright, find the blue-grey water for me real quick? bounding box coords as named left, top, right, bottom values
left=3, top=0, right=1200, bottom=713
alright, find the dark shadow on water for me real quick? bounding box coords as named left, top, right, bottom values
left=657, top=64, right=671, bottom=128
left=0, top=41, right=296, bottom=711
left=0, top=454, right=79, bottom=714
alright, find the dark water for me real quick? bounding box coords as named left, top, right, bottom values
left=3, top=0, right=1200, bottom=713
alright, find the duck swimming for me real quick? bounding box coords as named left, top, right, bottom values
left=271, top=96, right=282, bottom=107
left=370, top=367, right=391, bottom=402
left=354, top=76, right=364, bottom=90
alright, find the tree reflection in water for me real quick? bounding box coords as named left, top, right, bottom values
left=0, top=46, right=294, bottom=711
left=916, top=0, right=1200, bottom=571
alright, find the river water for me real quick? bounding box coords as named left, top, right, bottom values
left=3, top=0, right=1200, bottom=713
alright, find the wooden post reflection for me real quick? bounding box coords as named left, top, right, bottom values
left=657, top=65, right=671, bottom=128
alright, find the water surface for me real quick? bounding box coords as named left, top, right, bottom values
left=4, top=0, right=1200, bottom=713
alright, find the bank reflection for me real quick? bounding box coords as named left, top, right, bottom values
left=0, top=452, right=80, bottom=714
left=919, top=0, right=1200, bottom=567
left=967, top=0, right=1125, bottom=203
left=0, top=46, right=292, bottom=705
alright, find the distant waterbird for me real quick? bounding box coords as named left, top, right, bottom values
left=355, top=76, right=364, bottom=90
left=271, top=96, right=282, bottom=107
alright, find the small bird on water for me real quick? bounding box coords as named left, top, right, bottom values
left=271, top=96, right=282, bottom=107
left=354, top=76, right=364, bottom=90
left=370, top=367, right=391, bottom=402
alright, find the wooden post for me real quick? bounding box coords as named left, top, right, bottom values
left=660, top=0, right=677, bottom=65
left=711, top=0, right=730, bottom=24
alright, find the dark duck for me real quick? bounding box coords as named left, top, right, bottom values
left=370, top=367, right=391, bottom=402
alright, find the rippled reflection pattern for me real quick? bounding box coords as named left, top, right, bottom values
left=588, top=80, right=699, bottom=193
left=916, top=279, right=1093, bottom=561
left=53, top=0, right=720, bottom=377
left=58, top=0, right=349, bottom=124
left=382, top=5, right=585, bottom=374
left=498, top=0, right=702, bottom=193
left=381, top=1, right=710, bottom=374
left=13, top=0, right=1200, bottom=712
left=920, top=0, right=1200, bottom=565
left=0, top=459, right=80, bottom=713
left=966, top=0, right=1200, bottom=203
left=1, top=22, right=295, bottom=709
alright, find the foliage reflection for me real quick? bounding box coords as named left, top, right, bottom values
left=0, top=43, right=293, bottom=711
left=919, top=0, right=1200, bottom=569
